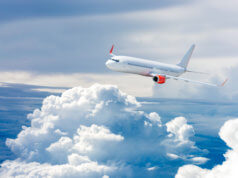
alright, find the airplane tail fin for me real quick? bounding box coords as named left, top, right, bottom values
left=109, top=45, right=115, bottom=56
left=177, top=44, right=195, bottom=69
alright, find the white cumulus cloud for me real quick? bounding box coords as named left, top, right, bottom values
left=166, top=117, right=195, bottom=145
left=0, top=84, right=207, bottom=177
left=0, top=159, right=114, bottom=178
left=176, top=118, right=238, bottom=178
left=164, top=117, right=208, bottom=163
left=164, top=117, right=196, bottom=152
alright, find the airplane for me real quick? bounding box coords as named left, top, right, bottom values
left=105, top=44, right=228, bottom=87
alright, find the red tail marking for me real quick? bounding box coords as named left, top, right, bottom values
left=110, top=45, right=114, bottom=54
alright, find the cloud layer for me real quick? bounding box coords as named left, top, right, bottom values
left=0, top=84, right=207, bottom=177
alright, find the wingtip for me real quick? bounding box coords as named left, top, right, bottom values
left=220, top=78, right=228, bottom=87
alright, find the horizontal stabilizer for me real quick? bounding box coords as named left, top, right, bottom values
left=186, top=70, right=208, bottom=75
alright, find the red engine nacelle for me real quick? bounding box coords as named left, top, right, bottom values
left=153, top=75, right=166, bottom=84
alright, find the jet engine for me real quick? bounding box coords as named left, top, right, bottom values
left=153, top=75, right=166, bottom=84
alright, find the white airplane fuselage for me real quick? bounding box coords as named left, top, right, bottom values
left=105, top=55, right=185, bottom=77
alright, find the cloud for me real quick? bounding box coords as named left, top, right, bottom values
left=0, top=84, right=207, bottom=177
left=167, top=153, right=209, bottom=165
left=164, top=116, right=196, bottom=152
left=0, top=0, right=238, bottom=74
left=145, top=112, right=162, bottom=127
left=176, top=118, right=238, bottom=178
left=0, top=71, right=153, bottom=97
left=166, top=117, right=194, bottom=145
left=190, top=157, right=209, bottom=165
left=0, top=159, right=114, bottom=178
left=163, top=117, right=208, bottom=164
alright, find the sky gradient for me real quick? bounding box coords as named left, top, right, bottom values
left=0, top=0, right=237, bottom=97
left=0, top=0, right=237, bottom=73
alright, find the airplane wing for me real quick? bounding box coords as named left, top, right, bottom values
left=150, top=73, right=228, bottom=87
left=166, top=75, right=228, bottom=87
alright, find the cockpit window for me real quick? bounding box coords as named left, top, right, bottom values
left=111, top=59, right=119, bottom=62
